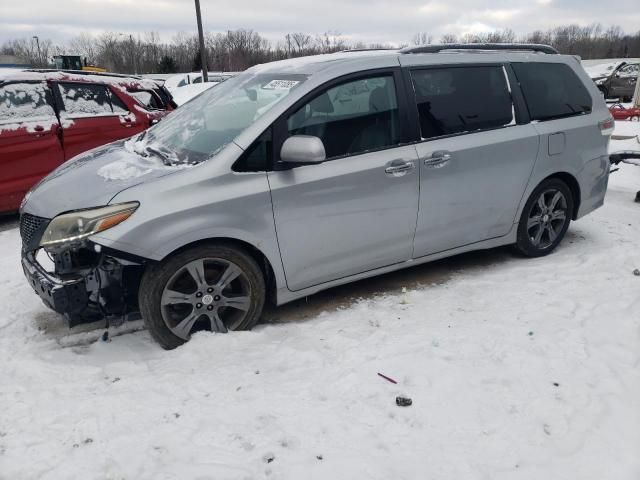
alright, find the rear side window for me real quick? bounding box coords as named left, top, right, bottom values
left=0, top=82, right=55, bottom=121
left=58, top=83, right=128, bottom=116
left=411, top=66, right=514, bottom=139
left=512, top=63, right=592, bottom=121
left=287, top=75, right=401, bottom=159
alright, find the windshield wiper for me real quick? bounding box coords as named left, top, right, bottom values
left=144, top=146, right=173, bottom=166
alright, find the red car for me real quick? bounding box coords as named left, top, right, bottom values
left=609, top=103, right=640, bottom=122
left=0, top=70, right=176, bottom=213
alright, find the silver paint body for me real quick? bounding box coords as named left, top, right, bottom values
left=23, top=51, right=611, bottom=305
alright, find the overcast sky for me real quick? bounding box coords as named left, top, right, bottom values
left=1, top=0, right=639, bottom=46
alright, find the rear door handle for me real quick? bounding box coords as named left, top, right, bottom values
left=385, top=160, right=415, bottom=176
left=424, top=150, right=452, bottom=168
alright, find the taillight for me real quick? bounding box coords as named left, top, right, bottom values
left=599, top=116, right=615, bottom=136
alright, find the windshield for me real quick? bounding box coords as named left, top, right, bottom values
left=142, top=71, right=307, bottom=165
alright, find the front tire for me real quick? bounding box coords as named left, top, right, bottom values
left=514, top=179, right=573, bottom=257
left=139, top=244, right=265, bottom=349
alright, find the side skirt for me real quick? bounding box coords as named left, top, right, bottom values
left=275, top=226, right=518, bottom=306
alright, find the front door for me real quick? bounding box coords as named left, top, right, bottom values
left=610, top=63, right=639, bottom=99
left=268, top=72, right=420, bottom=291
left=0, top=81, right=64, bottom=212
left=54, top=82, right=140, bottom=159
left=406, top=65, right=539, bottom=258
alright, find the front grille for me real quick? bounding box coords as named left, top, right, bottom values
left=20, top=213, right=49, bottom=250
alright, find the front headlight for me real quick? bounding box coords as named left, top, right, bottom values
left=39, top=202, right=139, bottom=248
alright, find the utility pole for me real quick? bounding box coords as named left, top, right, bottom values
left=32, top=36, right=41, bottom=67
left=194, top=0, right=208, bottom=82
left=130, top=34, right=137, bottom=75
left=633, top=70, right=640, bottom=108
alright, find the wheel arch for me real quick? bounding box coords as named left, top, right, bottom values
left=158, top=237, right=279, bottom=305
left=543, top=172, right=581, bottom=219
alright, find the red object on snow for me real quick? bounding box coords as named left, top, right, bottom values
left=609, top=103, right=640, bottom=122
left=377, top=372, right=398, bottom=384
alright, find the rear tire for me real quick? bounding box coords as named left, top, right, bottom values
left=139, top=244, right=265, bottom=349
left=514, top=179, right=573, bottom=257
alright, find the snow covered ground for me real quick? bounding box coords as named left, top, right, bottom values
left=1, top=131, right=640, bottom=480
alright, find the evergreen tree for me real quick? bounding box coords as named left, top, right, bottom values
left=157, top=55, right=178, bottom=74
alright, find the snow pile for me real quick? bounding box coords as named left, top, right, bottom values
left=96, top=137, right=192, bottom=181
left=97, top=159, right=153, bottom=181
left=0, top=136, right=639, bottom=479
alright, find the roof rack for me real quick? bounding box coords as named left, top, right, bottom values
left=338, top=48, right=397, bottom=53
left=400, top=43, right=558, bottom=55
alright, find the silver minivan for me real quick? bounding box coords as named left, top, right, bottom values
left=20, top=44, right=613, bottom=349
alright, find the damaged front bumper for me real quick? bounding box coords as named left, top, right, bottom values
left=22, top=250, right=89, bottom=322
left=20, top=214, right=146, bottom=327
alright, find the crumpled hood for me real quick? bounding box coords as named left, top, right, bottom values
left=22, top=140, right=182, bottom=219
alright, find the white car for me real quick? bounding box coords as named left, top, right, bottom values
left=164, top=72, right=237, bottom=94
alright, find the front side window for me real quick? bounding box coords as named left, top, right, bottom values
left=411, top=66, right=514, bottom=139
left=512, top=63, right=592, bottom=122
left=0, top=82, right=55, bottom=122
left=287, top=75, right=401, bottom=159
left=58, top=83, right=121, bottom=116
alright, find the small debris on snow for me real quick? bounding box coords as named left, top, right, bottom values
left=528, top=331, right=534, bottom=336
left=263, top=453, right=275, bottom=463
left=553, top=382, right=560, bottom=387
left=255, top=370, right=260, bottom=375
left=543, top=424, right=552, bottom=436
left=377, top=372, right=398, bottom=384
left=316, top=454, right=323, bottom=461
left=173, top=413, right=180, bottom=418
left=112, top=377, right=121, bottom=383
left=633, top=269, right=640, bottom=276
left=396, top=396, right=413, bottom=407
left=236, top=386, right=242, bottom=391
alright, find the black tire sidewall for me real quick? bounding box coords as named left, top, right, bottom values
left=515, top=179, right=573, bottom=257
left=139, top=244, right=265, bottom=349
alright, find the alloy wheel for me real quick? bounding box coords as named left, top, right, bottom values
left=160, top=258, right=252, bottom=340
left=526, top=189, right=568, bottom=250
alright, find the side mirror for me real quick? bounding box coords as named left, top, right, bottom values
left=280, top=135, right=326, bottom=165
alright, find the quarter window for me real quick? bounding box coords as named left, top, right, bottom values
left=58, top=83, right=128, bottom=116
left=512, top=63, right=592, bottom=121
left=0, top=82, right=55, bottom=121
left=129, top=90, right=162, bottom=110
left=287, top=75, right=401, bottom=159
left=411, top=66, right=514, bottom=139
left=233, top=128, right=272, bottom=172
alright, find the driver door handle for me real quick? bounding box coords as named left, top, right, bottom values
left=385, top=160, right=415, bottom=176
